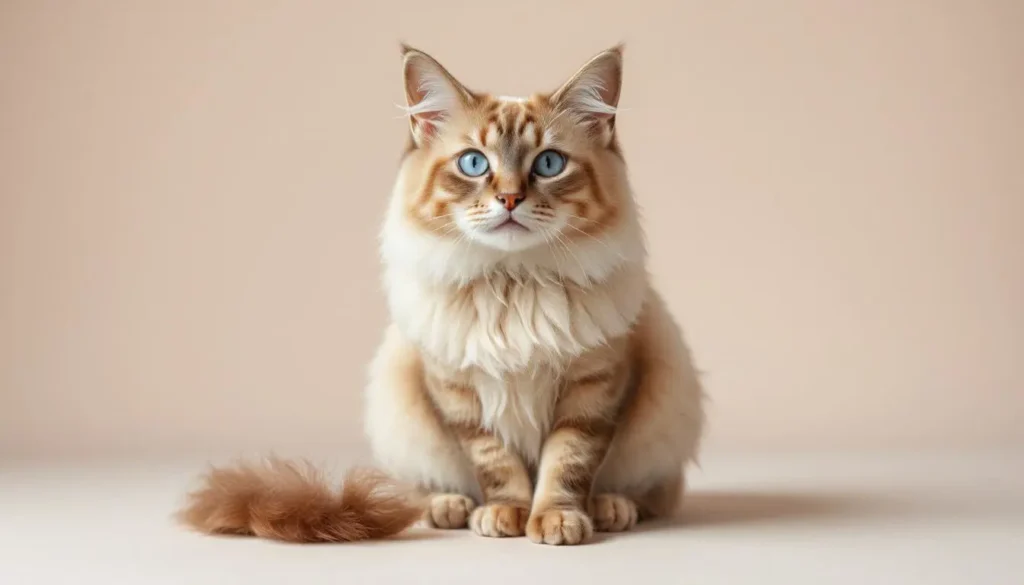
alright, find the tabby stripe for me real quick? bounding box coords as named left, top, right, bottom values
left=437, top=169, right=479, bottom=199
left=580, top=162, right=606, bottom=207
left=463, top=434, right=533, bottom=503
left=416, top=158, right=446, bottom=207
left=533, top=426, right=614, bottom=509
left=543, top=169, right=587, bottom=199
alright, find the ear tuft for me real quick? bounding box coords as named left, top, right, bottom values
left=551, top=47, right=624, bottom=137
left=401, top=47, right=472, bottom=146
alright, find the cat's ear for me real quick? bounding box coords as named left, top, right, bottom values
left=550, top=45, right=623, bottom=141
left=401, top=45, right=474, bottom=146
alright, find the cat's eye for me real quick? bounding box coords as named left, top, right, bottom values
left=457, top=150, right=490, bottom=177
left=531, top=150, right=566, bottom=177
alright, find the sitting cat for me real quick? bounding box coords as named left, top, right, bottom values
left=179, top=44, right=705, bottom=546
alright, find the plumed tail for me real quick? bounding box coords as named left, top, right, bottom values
left=177, top=457, right=425, bottom=543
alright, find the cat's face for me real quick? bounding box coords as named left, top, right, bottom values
left=395, top=46, right=628, bottom=254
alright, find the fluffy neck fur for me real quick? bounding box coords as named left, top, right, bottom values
left=380, top=176, right=648, bottom=375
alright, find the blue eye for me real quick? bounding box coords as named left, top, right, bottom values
left=457, top=150, right=490, bottom=177
left=532, top=150, right=566, bottom=177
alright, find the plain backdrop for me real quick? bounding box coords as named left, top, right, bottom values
left=2, top=1, right=1022, bottom=459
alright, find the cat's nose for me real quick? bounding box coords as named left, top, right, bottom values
left=496, top=193, right=525, bottom=211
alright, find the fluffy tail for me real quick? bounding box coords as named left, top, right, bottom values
left=176, top=457, right=425, bottom=543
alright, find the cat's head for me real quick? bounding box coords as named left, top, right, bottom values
left=390, top=45, right=635, bottom=259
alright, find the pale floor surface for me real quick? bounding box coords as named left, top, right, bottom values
left=1, top=450, right=1022, bottom=585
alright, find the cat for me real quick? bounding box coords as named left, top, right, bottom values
left=178, top=44, right=705, bottom=546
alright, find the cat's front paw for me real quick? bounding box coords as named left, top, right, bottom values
left=589, top=493, right=638, bottom=532
left=469, top=502, right=529, bottom=537
left=426, top=494, right=476, bottom=529
left=526, top=507, right=594, bottom=545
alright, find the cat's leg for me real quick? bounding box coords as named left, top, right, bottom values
left=364, top=326, right=480, bottom=529
left=365, top=325, right=534, bottom=537
left=587, top=493, right=639, bottom=532
left=594, top=291, right=704, bottom=527
left=526, top=343, right=630, bottom=546
left=424, top=493, right=476, bottom=529
left=587, top=475, right=682, bottom=533
left=425, top=376, right=534, bottom=538
left=461, top=434, right=533, bottom=538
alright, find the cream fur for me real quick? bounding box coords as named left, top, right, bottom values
left=177, top=46, right=704, bottom=548
left=364, top=45, right=704, bottom=522
left=365, top=158, right=704, bottom=507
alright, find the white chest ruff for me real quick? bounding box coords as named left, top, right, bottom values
left=472, top=368, right=559, bottom=463
left=387, top=265, right=646, bottom=376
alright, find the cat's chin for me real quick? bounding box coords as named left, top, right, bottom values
left=468, top=227, right=548, bottom=253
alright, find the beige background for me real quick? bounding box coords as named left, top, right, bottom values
left=2, top=1, right=1021, bottom=459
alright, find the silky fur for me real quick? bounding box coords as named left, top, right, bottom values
left=178, top=44, right=704, bottom=546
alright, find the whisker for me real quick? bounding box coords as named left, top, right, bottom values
left=561, top=212, right=613, bottom=230
left=443, top=232, right=469, bottom=268
left=551, top=230, right=592, bottom=288
left=425, top=212, right=459, bottom=222
left=540, top=231, right=568, bottom=286
left=436, top=223, right=462, bottom=237
left=559, top=222, right=627, bottom=261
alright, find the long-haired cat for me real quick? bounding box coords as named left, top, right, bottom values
left=178, top=44, right=704, bottom=546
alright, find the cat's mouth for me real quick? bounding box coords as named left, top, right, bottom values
left=491, top=218, right=529, bottom=232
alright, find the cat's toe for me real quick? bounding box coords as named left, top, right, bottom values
left=589, top=493, right=638, bottom=532
left=526, top=507, right=594, bottom=545
left=469, top=502, right=529, bottom=537
left=426, top=493, right=475, bottom=529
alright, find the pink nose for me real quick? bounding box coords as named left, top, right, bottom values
left=496, top=193, right=525, bottom=211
